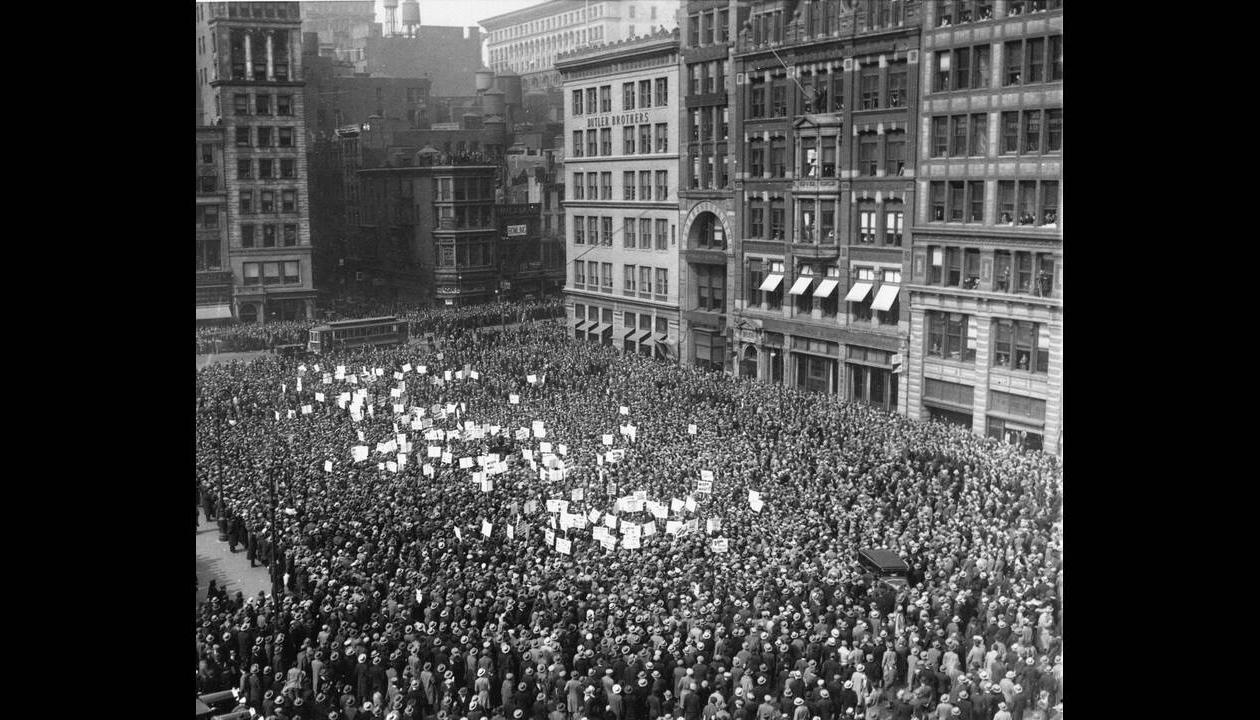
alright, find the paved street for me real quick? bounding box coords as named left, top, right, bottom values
left=195, top=508, right=271, bottom=605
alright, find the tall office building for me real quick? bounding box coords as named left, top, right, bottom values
left=727, top=0, right=921, bottom=404
left=483, top=1, right=681, bottom=92
left=557, top=29, right=682, bottom=358
left=196, top=1, right=317, bottom=322
left=906, top=0, right=1063, bottom=453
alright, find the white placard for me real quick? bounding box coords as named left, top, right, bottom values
left=324, top=460, right=333, bottom=472
left=671, top=498, right=685, bottom=513
left=620, top=406, right=629, bottom=415
left=711, top=538, right=729, bottom=553
left=602, top=434, right=614, bottom=446
left=351, top=446, right=368, bottom=462
left=688, top=424, right=698, bottom=435
left=482, top=519, right=493, bottom=537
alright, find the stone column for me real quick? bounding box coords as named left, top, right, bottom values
left=266, top=32, right=275, bottom=81
left=243, top=32, right=252, bottom=77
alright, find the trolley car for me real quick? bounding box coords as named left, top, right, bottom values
left=307, top=316, right=409, bottom=354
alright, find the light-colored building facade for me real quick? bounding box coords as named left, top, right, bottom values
left=196, top=1, right=318, bottom=322
left=906, top=0, right=1063, bottom=454
left=482, top=1, right=680, bottom=92
left=557, top=30, right=682, bottom=359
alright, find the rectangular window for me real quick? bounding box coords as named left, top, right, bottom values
left=198, top=204, right=220, bottom=228
left=640, top=80, right=652, bottom=108
left=588, top=261, right=599, bottom=290
left=946, top=247, right=962, bottom=286
left=600, top=172, right=611, bottom=199
left=655, top=219, right=668, bottom=250
left=623, top=82, right=635, bottom=110
left=599, top=85, right=611, bottom=113
left=949, top=181, right=965, bottom=221
left=624, top=218, right=636, bottom=247
left=587, top=130, right=597, bottom=157
left=639, top=124, right=652, bottom=154
left=655, top=77, right=667, bottom=106
left=235, top=127, right=250, bottom=146
left=624, top=171, right=636, bottom=200
left=1004, top=40, right=1023, bottom=86
left=241, top=225, right=255, bottom=248
left=655, top=170, right=668, bottom=201
left=1027, top=37, right=1045, bottom=83
left=887, top=67, right=906, bottom=107
left=280, top=158, right=295, bottom=178
left=259, top=159, right=274, bottom=179
left=201, top=144, right=214, bottom=165
left=967, top=181, right=986, bottom=223
left=1049, top=35, right=1063, bottom=81
left=655, top=123, right=668, bottom=153
left=573, top=131, right=583, bottom=156
left=770, top=200, right=785, bottom=240
left=262, top=225, right=277, bottom=247
left=885, top=133, right=905, bottom=176
left=861, top=66, right=879, bottom=108
left=926, top=311, right=976, bottom=362
left=283, top=224, right=297, bottom=246
left=573, top=215, right=584, bottom=244
left=1041, top=181, right=1059, bottom=226
left=588, top=217, right=599, bottom=245
left=587, top=174, right=598, bottom=200
left=260, top=190, right=275, bottom=212
left=954, top=48, right=971, bottom=90
left=1018, top=180, right=1038, bottom=225
left=277, top=127, right=293, bottom=147
left=858, top=207, right=876, bottom=244
left=624, top=126, right=636, bottom=154
left=234, top=94, right=249, bottom=115
left=772, top=81, right=787, bottom=116
left=257, top=127, right=272, bottom=147
left=884, top=207, right=903, bottom=246
left=572, top=173, right=584, bottom=200
left=973, top=44, right=992, bottom=89
left=239, top=191, right=253, bottom=214
left=601, top=262, right=613, bottom=290
left=575, top=262, right=586, bottom=286
left=1023, top=110, right=1042, bottom=153
left=931, top=182, right=945, bottom=222
left=859, top=135, right=877, bottom=175
left=602, top=216, right=613, bottom=246
left=1001, top=112, right=1020, bottom=154
left=255, top=94, right=271, bottom=115
left=751, top=83, right=765, bottom=118
left=935, top=51, right=951, bottom=92
left=998, top=181, right=1016, bottom=225
left=243, top=263, right=260, bottom=285
left=749, top=202, right=765, bottom=238
left=970, top=113, right=988, bottom=156
left=932, top=116, right=949, bottom=157
left=277, top=95, right=292, bottom=115
left=624, top=264, right=636, bottom=294
left=281, top=190, right=296, bottom=213
left=950, top=115, right=968, bottom=157
left=640, top=266, right=652, bottom=296
left=655, top=268, right=668, bottom=299
left=1046, top=109, right=1063, bottom=152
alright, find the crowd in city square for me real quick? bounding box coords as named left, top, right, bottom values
left=196, top=298, right=567, bottom=354
left=196, top=318, right=1063, bottom=720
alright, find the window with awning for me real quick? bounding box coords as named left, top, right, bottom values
left=813, top=278, right=839, bottom=298
left=195, top=304, right=233, bottom=321
left=844, top=282, right=873, bottom=303
left=871, top=284, right=900, bottom=312
left=788, top=275, right=814, bottom=295
left=758, top=273, right=784, bottom=292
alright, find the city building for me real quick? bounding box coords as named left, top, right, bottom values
left=557, top=29, right=682, bottom=358
left=677, top=0, right=741, bottom=371
left=196, top=1, right=318, bottom=322
left=483, top=1, right=681, bottom=91
left=357, top=156, right=502, bottom=306
left=905, top=0, right=1063, bottom=453
left=302, top=39, right=433, bottom=137
left=727, top=0, right=921, bottom=405
left=197, top=125, right=235, bottom=323
left=364, top=27, right=484, bottom=96
left=299, top=0, right=376, bottom=64
left=496, top=201, right=566, bottom=300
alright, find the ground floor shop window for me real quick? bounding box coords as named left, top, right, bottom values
left=739, top=346, right=758, bottom=379
left=238, top=303, right=258, bottom=323
left=927, top=406, right=973, bottom=428
left=795, top=354, right=836, bottom=394
left=848, top=363, right=898, bottom=411
left=986, top=416, right=1043, bottom=451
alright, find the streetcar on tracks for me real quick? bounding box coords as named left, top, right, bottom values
left=307, top=316, right=409, bottom=354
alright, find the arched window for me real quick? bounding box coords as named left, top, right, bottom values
left=238, top=303, right=258, bottom=324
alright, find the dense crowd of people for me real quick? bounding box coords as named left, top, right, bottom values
left=195, top=299, right=566, bottom=354
left=196, top=319, right=1063, bottom=720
